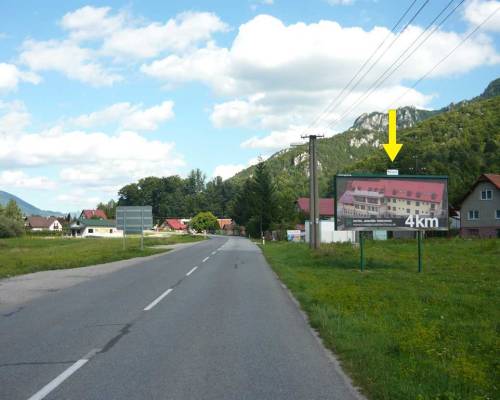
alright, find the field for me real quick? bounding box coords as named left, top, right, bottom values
left=262, top=238, right=500, bottom=400
left=0, top=234, right=204, bottom=279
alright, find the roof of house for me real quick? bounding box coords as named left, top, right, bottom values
left=296, top=198, right=335, bottom=216
left=164, top=218, right=187, bottom=230
left=71, top=219, right=116, bottom=228
left=217, top=218, right=232, bottom=229
left=81, top=209, right=108, bottom=220
left=348, top=179, right=445, bottom=203
left=482, top=173, right=500, bottom=189
left=458, top=173, right=500, bottom=206
left=26, top=216, right=57, bottom=229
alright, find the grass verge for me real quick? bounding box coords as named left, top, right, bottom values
left=0, top=235, right=204, bottom=279
left=261, top=238, right=499, bottom=400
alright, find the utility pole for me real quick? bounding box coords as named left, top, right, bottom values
left=302, top=134, right=323, bottom=249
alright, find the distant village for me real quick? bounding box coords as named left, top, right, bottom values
left=21, top=173, right=500, bottom=240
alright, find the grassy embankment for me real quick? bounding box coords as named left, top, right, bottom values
left=262, top=239, right=499, bottom=400
left=0, top=234, right=204, bottom=279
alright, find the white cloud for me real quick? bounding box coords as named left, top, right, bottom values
left=0, top=127, right=185, bottom=191
left=102, top=11, right=229, bottom=59
left=0, top=100, right=31, bottom=136
left=0, top=170, right=56, bottom=190
left=19, top=39, right=122, bottom=86
left=60, top=6, right=125, bottom=40
left=0, top=63, right=40, bottom=93
left=142, top=14, right=499, bottom=150
left=463, top=0, right=500, bottom=32
left=213, top=164, right=246, bottom=180
left=71, top=101, right=174, bottom=131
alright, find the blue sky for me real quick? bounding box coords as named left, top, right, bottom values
left=0, top=0, right=499, bottom=212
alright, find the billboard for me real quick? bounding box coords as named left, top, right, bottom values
left=116, top=206, right=153, bottom=233
left=334, top=175, right=448, bottom=231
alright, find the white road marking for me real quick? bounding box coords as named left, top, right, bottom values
left=202, top=257, right=209, bottom=263
left=186, top=266, right=198, bottom=276
left=211, top=251, right=217, bottom=255
left=27, top=359, right=89, bottom=400
left=144, top=288, right=173, bottom=311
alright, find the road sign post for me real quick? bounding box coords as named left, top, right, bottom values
left=360, top=232, right=365, bottom=272
left=116, top=206, right=153, bottom=251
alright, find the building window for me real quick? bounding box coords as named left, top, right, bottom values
left=406, top=200, right=411, bottom=205
left=468, top=210, right=479, bottom=220
left=496, top=210, right=500, bottom=219
left=109, top=229, right=113, bottom=233
left=415, top=210, right=419, bottom=215
left=88, top=228, right=94, bottom=233
left=431, top=203, right=435, bottom=210
left=468, top=229, right=479, bottom=237
left=416, top=201, right=420, bottom=206
left=481, top=189, right=492, bottom=200
left=392, top=198, right=396, bottom=203
left=406, top=209, right=410, bottom=214
left=388, top=206, right=391, bottom=210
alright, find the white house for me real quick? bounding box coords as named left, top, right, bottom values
left=25, top=216, right=63, bottom=231
left=70, top=219, right=123, bottom=238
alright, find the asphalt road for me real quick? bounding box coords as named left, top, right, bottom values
left=0, top=236, right=362, bottom=400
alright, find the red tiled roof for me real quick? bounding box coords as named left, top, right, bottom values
left=217, top=218, right=232, bottom=229
left=81, top=209, right=107, bottom=219
left=349, top=179, right=445, bottom=203
left=483, top=173, right=500, bottom=189
left=165, top=219, right=187, bottom=230
left=296, top=198, right=335, bottom=216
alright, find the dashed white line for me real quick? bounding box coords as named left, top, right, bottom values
left=186, top=266, right=198, bottom=276
left=27, top=348, right=98, bottom=400
left=211, top=251, right=217, bottom=255
left=202, top=257, right=209, bottom=263
left=144, top=288, right=173, bottom=311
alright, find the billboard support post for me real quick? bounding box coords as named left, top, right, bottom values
left=418, top=231, right=423, bottom=273
left=360, top=232, right=365, bottom=272
left=140, top=208, right=144, bottom=251
left=123, top=216, right=126, bottom=250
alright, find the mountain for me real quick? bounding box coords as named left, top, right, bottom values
left=231, top=77, right=500, bottom=204
left=350, top=106, right=435, bottom=132
left=0, top=191, right=64, bottom=217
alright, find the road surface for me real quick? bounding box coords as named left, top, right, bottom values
left=0, top=236, right=362, bottom=400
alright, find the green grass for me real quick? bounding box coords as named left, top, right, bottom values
left=0, top=235, right=204, bottom=279
left=261, top=238, right=500, bottom=400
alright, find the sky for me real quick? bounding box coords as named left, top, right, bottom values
left=0, top=0, right=499, bottom=213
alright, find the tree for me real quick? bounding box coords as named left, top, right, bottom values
left=251, top=162, right=276, bottom=236
left=190, top=211, right=219, bottom=233
left=0, top=215, right=24, bottom=238
left=4, top=200, right=23, bottom=221
left=97, top=199, right=117, bottom=219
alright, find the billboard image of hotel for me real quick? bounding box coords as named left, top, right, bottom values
left=335, top=175, right=448, bottom=231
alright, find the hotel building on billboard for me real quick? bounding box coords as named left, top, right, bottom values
left=339, top=179, right=445, bottom=218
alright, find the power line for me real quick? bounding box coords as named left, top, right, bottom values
left=327, top=0, right=464, bottom=131
left=387, top=5, right=500, bottom=109
left=307, top=0, right=420, bottom=131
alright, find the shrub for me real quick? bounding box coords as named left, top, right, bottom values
left=0, top=216, right=25, bottom=238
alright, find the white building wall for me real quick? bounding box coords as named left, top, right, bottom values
left=305, top=220, right=356, bottom=243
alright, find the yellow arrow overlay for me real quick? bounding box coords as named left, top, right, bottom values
left=383, top=109, right=403, bottom=162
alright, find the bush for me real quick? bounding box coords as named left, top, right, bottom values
left=190, top=211, right=219, bottom=233
left=0, top=216, right=25, bottom=238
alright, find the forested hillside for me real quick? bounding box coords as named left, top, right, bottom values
left=231, top=78, right=500, bottom=204
left=352, top=94, right=500, bottom=205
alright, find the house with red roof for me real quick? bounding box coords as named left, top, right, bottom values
left=160, top=218, right=187, bottom=232
left=459, top=174, right=500, bottom=238
left=80, top=209, right=107, bottom=220
left=296, top=198, right=335, bottom=219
